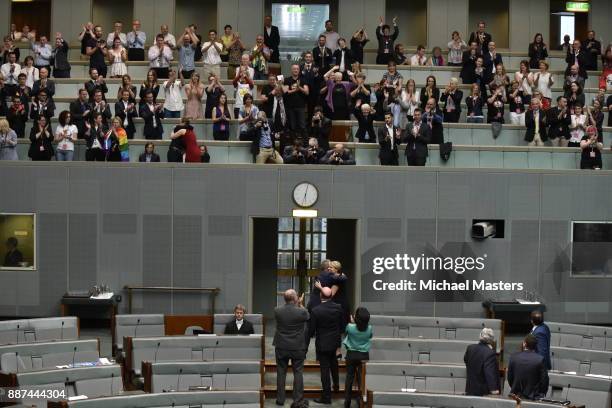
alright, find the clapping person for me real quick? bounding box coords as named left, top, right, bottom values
left=410, top=45, right=427, bottom=66
left=566, top=82, right=585, bottom=114
left=564, top=64, right=585, bottom=95
left=489, top=63, right=509, bottom=99
left=349, top=72, right=371, bottom=110
left=31, top=35, right=52, bottom=72
left=126, top=20, right=146, bottom=61
left=139, top=91, right=165, bottom=140
left=440, top=78, right=462, bottom=123
left=205, top=73, right=224, bottom=119
left=29, top=89, right=55, bottom=122
left=524, top=98, right=547, bottom=146
left=85, top=26, right=108, bottom=78
left=350, top=27, right=369, bottom=64
left=460, top=41, right=481, bottom=84
left=0, top=118, right=18, bottom=160
left=1, top=37, right=20, bottom=64
left=404, top=108, right=431, bottom=166
left=201, top=30, right=223, bottom=79
left=85, top=68, right=107, bottom=102
left=378, top=111, right=401, bottom=166
left=184, top=72, right=204, bottom=119
left=466, top=83, right=485, bottom=123
left=115, top=89, right=137, bottom=139
left=566, top=40, right=588, bottom=79
left=212, top=93, right=231, bottom=140
left=322, top=66, right=354, bottom=120
left=31, top=67, right=55, bottom=101
left=21, top=56, right=38, bottom=88
left=162, top=68, right=184, bottom=118
left=398, top=79, right=419, bottom=126
left=528, top=33, right=548, bottom=69
left=108, top=37, right=127, bottom=78
left=225, top=28, right=245, bottom=79
left=533, top=61, right=554, bottom=109
left=238, top=94, right=259, bottom=141
left=583, top=31, right=601, bottom=71
left=234, top=67, right=255, bottom=119
left=353, top=101, right=376, bottom=143
left=579, top=125, right=603, bottom=169
left=547, top=96, right=570, bottom=147
left=375, top=15, right=398, bottom=65
left=1, top=52, right=20, bottom=94
left=508, top=80, right=526, bottom=125
left=283, top=64, right=309, bottom=136
left=158, top=24, right=176, bottom=49
left=106, top=21, right=127, bottom=48
left=116, top=74, right=137, bottom=103
left=569, top=103, right=587, bottom=147
left=447, top=31, right=467, bottom=66
left=51, top=33, right=71, bottom=78
left=28, top=116, right=53, bottom=161
left=587, top=100, right=604, bottom=137
left=69, top=88, right=91, bottom=139
left=89, top=89, right=112, bottom=127
left=420, top=75, right=439, bottom=108
left=148, top=34, right=173, bottom=79
left=514, top=60, right=533, bottom=105
left=139, top=69, right=160, bottom=105
left=313, top=35, right=333, bottom=73
left=7, top=96, right=27, bottom=138
left=382, top=61, right=402, bottom=94
left=333, top=38, right=354, bottom=80
left=252, top=35, right=271, bottom=80
left=487, top=84, right=506, bottom=125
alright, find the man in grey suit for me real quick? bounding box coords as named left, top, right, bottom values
left=274, top=289, right=309, bottom=406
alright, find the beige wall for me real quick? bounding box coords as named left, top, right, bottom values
left=508, top=0, right=549, bottom=52
left=338, top=0, right=385, bottom=50
left=92, top=0, right=133, bottom=36
left=133, top=0, right=175, bottom=45
left=427, top=0, right=469, bottom=50
left=469, top=0, right=509, bottom=49
left=590, top=0, right=612, bottom=50
left=51, top=0, right=93, bottom=43
left=216, top=0, right=264, bottom=49
left=387, top=0, right=427, bottom=47
left=0, top=0, right=10, bottom=39
left=175, top=0, right=216, bottom=38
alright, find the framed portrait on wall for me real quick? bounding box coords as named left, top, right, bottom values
left=0, top=213, right=36, bottom=270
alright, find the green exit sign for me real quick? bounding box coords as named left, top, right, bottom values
left=566, top=2, right=590, bottom=12
left=286, top=5, right=306, bottom=13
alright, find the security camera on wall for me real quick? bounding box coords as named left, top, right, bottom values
left=472, top=222, right=496, bottom=240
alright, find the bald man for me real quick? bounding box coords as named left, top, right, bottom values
left=273, top=289, right=309, bottom=406
left=308, top=287, right=343, bottom=404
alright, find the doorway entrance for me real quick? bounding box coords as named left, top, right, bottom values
left=251, top=218, right=357, bottom=320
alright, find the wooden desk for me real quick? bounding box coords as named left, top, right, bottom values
left=61, top=294, right=120, bottom=328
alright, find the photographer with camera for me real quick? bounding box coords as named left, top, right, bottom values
left=283, top=138, right=307, bottom=164
left=247, top=111, right=283, bottom=164
left=305, top=137, right=325, bottom=164
left=308, top=106, right=331, bottom=150
left=320, top=143, right=355, bottom=165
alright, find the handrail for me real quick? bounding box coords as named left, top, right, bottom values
left=123, top=285, right=220, bottom=314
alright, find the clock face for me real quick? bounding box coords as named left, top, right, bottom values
left=293, top=182, right=318, bottom=208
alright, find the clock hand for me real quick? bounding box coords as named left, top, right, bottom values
left=303, top=185, right=309, bottom=204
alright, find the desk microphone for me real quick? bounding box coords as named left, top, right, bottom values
left=563, top=383, right=571, bottom=404
left=134, top=318, right=141, bottom=338
left=61, top=321, right=65, bottom=341
left=71, top=346, right=77, bottom=367
left=551, top=351, right=556, bottom=371
left=408, top=343, right=413, bottom=364
left=212, top=340, right=219, bottom=361
left=604, top=330, right=608, bottom=351
left=15, top=352, right=19, bottom=374
left=402, top=369, right=408, bottom=391
left=609, top=357, right=612, bottom=378
left=450, top=372, right=456, bottom=394
left=176, top=368, right=183, bottom=392
left=16, top=324, right=20, bottom=345
left=391, top=318, right=396, bottom=338
left=154, top=342, right=161, bottom=363
left=224, top=367, right=230, bottom=390
left=110, top=373, right=114, bottom=395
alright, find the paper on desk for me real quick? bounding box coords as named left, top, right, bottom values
left=68, top=395, right=88, bottom=401
left=90, top=292, right=114, bottom=300
left=401, top=388, right=417, bottom=393
left=515, top=299, right=541, bottom=304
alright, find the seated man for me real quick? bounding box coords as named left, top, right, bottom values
left=3, top=237, right=23, bottom=267
left=283, top=138, right=308, bottom=164
left=224, top=304, right=254, bottom=335
left=320, top=143, right=355, bottom=165
left=507, top=334, right=548, bottom=400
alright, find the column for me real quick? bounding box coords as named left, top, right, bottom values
left=338, top=0, right=385, bottom=50
left=509, top=0, right=549, bottom=52
left=50, top=0, right=93, bottom=43
left=0, top=0, right=10, bottom=38
left=133, top=0, right=175, bottom=43
left=589, top=0, right=612, bottom=47
left=427, top=0, right=469, bottom=49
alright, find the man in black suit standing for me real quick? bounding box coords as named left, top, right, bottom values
left=507, top=334, right=549, bottom=400
left=274, top=289, right=309, bottom=406
left=404, top=108, right=431, bottom=166
left=139, top=91, right=165, bottom=140
left=464, top=328, right=500, bottom=396
left=224, top=304, right=255, bottom=335
left=69, top=88, right=92, bottom=138
left=378, top=111, right=401, bottom=166
left=264, top=15, right=280, bottom=63
left=312, top=35, right=333, bottom=73
left=468, top=21, right=492, bottom=54
left=566, top=39, right=589, bottom=79
left=308, top=287, right=343, bottom=405
left=483, top=41, right=503, bottom=85
left=115, top=89, right=137, bottom=139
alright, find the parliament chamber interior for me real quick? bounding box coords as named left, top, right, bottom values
left=0, top=0, right=611, bottom=407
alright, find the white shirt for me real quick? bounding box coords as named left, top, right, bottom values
left=535, top=72, right=553, bottom=99
left=148, top=45, right=173, bottom=68
left=410, top=54, right=426, bottom=66
left=202, top=42, right=223, bottom=65
left=235, top=319, right=243, bottom=331
left=515, top=71, right=533, bottom=95
left=386, top=124, right=395, bottom=149
left=162, top=33, right=176, bottom=48
left=1, top=63, right=21, bottom=85
left=570, top=114, right=586, bottom=142
left=55, top=124, right=78, bottom=151
left=148, top=104, right=158, bottom=128
left=22, top=66, right=39, bottom=88
left=163, top=80, right=184, bottom=112
left=106, top=32, right=127, bottom=47
left=121, top=100, right=130, bottom=127
left=235, top=66, right=255, bottom=80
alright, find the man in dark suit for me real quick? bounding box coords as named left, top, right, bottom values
left=115, top=89, right=138, bottom=139
left=263, top=15, right=280, bottom=63
left=69, top=88, right=92, bottom=138
left=282, top=139, right=308, bottom=164
left=139, top=91, right=165, bottom=140
left=353, top=102, right=377, bottom=143
left=468, top=21, right=492, bottom=54
left=583, top=30, right=601, bottom=71
left=301, top=52, right=324, bottom=121
left=547, top=96, right=571, bottom=146
left=378, top=111, right=401, bottom=166
left=464, top=328, right=500, bottom=396
left=422, top=99, right=444, bottom=145
left=507, top=334, right=549, bottom=400
left=223, top=304, right=255, bottom=335
left=332, top=38, right=354, bottom=81
left=404, top=108, right=431, bottom=166
left=483, top=41, right=503, bottom=85
left=530, top=310, right=551, bottom=370
left=274, top=289, right=309, bottom=406
left=524, top=98, right=548, bottom=146
left=308, top=287, right=343, bottom=405
left=3, top=237, right=23, bottom=267
left=460, top=41, right=482, bottom=84
left=312, top=35, right=333, bottom=73
left=565, top=40, right=589, bottom=79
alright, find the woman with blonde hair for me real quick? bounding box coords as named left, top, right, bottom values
left=110, top=116, right=129, bottom=161
left=0, top=119, right=18, bottom=160
left=329, top=260, right=350, bottom=334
